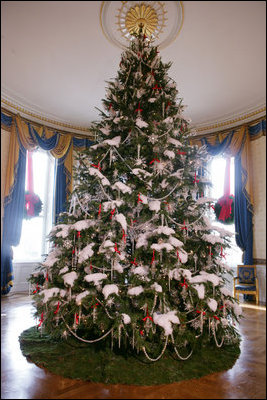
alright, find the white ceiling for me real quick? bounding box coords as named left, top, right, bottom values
left=1, top=1, right=266, bottom=134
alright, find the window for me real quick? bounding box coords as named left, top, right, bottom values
left=208, top=156, right=243, bottom=270
left=13, top=149, right=55, bottom=262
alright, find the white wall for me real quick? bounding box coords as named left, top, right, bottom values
left=10, top=262, right=41, bottom=294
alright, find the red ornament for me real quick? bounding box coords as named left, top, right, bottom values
left=213, top=315, right=220, bottom=321
left=76, top=231, right=81, bottom=238
left=45, top=272, right=49, bottom=281
left=75, top=313, right=79, bottom=325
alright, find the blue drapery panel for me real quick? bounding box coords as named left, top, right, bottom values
left=234, top=155, right=253, bottom=264
left=1, top=110, right=93, bottom=294
left=201, top=130, right=253, bottom=264
left=1, top=144, right=26, bottom=294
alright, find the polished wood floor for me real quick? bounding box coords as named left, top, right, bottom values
left=1, top=293, right=266, bottom=399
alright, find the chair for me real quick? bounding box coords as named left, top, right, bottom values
left=233, top=265, right=259, bottom=305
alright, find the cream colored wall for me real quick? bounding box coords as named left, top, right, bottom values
left=250, top=135, right=266, bottom=260
left=1, top=128, right=11, bottom=241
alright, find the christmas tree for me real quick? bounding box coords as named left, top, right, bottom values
left=29, top=28, right=241, bottom=362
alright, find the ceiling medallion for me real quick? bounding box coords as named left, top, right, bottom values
left=100, top=1, right=184, bottom=49
left=124, top=4, right=160, bottom=37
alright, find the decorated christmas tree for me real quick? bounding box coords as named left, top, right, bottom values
left=29, top=28, right=241, bottom=362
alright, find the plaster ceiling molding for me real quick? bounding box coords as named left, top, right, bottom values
left=100, top=1, right=184, bottom=49
left=193, top=103, right=266, bottom=135
left=1, top=87, right=93, bottom=138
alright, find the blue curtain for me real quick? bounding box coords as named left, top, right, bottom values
left=234, top=155, right=253, bottom=264
left=1, top=111, right=93, bottom=294
left=1, top=144, right=26, bottom=294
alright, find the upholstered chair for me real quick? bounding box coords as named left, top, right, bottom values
left=233, top=265, right=259, bottom=305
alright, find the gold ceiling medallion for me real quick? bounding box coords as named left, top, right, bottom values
left=117, top=1, right=166, bottom=41
left=125, top=4, right=158, bottom=36
left=100, top=1, right=184, bottom=49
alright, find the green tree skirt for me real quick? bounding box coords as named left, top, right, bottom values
left=19, top=327, right=240, bottom=385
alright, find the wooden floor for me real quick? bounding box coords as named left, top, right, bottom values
left=1, top=293, right=266, bottom=399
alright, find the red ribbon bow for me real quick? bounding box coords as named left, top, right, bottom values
left=135, top=103, right=143, bottom=113
left=131, top=219, right=137, bottom=226
left=33, top=284, right=40, bottom=294
left=110, top=208, right=116, bottom=219
left=38, top=312, right=44, bottom=327
left=98, top=204, right=102, bottom=217
left=25, top=193, right=39, bottom=216
left=196, top=310, right=206, bottom=315
left=209, top=246, right=213, bottom=257
left=137, top=193, right=143, bottom=203
left=152, top=83, right=161, bottom=91
left=76, top=231, right=81, bottom=238
left=91, top=297, right=99, bottom=308
left=114, top=243, right=121, bottom=254
left=130, top=258, right=138, bottom=266
left=177, top=149, right=187, bottom=155
left=151, top=250, right=155, bottom=264
left=91, top=162, right=101, bottom=170
left=142, top=307, right=153, bottom=322
left=218, top=195, right=233, bottom=221
left=181, top=220, right=187, bottom=231
left=166, top=101, right=172, bottom=110
left=122, top=229, right=127, bottom=243
left=149, top=157, right=160, bottom=164
left=209, top=203, right=215, bottom=210
left=54, top=302, right=60, bottom=314
left=193, top=172, right=199, bottom=184
left=180, top=278, right=188, bottom=289
left=220, top=246, right=226, bottom=259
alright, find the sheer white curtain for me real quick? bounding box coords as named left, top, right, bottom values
left=207, top=156, right=243, bottom=293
